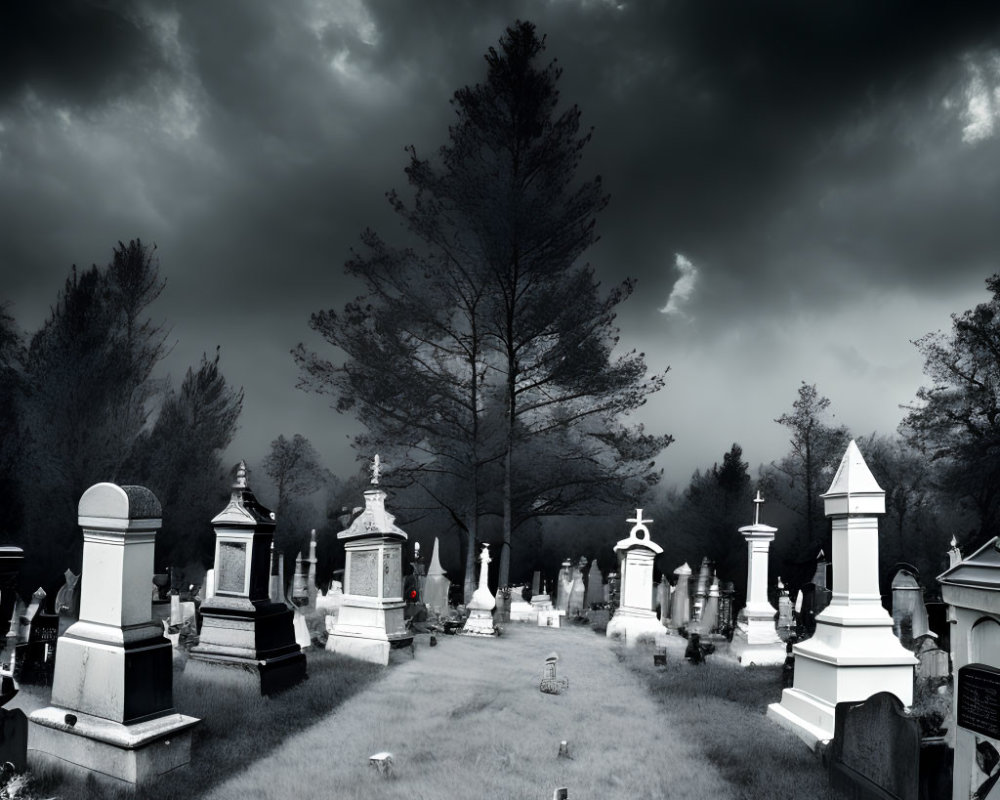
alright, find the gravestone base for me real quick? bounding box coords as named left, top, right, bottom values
left=509, top=600, right=536, bottom=623
left=606, top=608, right=664, bottom=647
left=184, top=648, right=307, bottom=695
left=461, top=608, right=497, bottom=637
left=730, top=614, right=786, bottom=666
left=326, top=598, right=411, bottom=663
left=538, top=610, right=561, bottom=627
left=767, top=607, right=917, bottom=747
left=27, top=707, right=198, bottom=790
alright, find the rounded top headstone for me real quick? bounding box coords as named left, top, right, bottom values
left=78, top=483, right=162, bottom=521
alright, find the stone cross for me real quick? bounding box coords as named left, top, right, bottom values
left=626, top=509, right=652, bottom=539
left=753, top=490, right=764, bottom=525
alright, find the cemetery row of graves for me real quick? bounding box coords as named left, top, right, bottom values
left=0, top=439, right=998, bottom=799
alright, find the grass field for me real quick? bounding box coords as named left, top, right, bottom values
left=5, top=619, right=844, bottom=800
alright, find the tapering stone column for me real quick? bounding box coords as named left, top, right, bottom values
left=307, top=529, right=318, bottom=608
left=768, top=441, right=917, bottom=747
left=731, top=491, right=785, bottom=666
left=28, top=484, right=199, bottom=789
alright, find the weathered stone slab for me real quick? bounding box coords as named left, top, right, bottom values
left=828, top=692, right=919, bottom=800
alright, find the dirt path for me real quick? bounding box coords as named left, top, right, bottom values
left=202, top=624, right=733, bottom=800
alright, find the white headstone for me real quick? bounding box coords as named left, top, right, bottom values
left=606, top=509, right=664, bottom=646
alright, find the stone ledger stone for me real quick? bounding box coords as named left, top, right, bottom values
left=28, top=483, right=199, bottom=790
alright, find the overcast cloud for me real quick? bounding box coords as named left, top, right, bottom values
left=3, top=0, right=1000, bottom=490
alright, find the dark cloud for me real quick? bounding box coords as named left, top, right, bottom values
left=0, top=0, right=166, bottom=107
left=3, top=1, right=1000, bottom=486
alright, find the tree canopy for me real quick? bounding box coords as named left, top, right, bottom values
left=295, top=20, right=671, bottom=594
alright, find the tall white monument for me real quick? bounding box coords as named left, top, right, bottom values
left=731, top=492, right=785, bottom=666
left=462, top=544, right=497, bottom=636
left=606, top=509, right=664, bottom=646
left=768, top=441, right=917, bottom=747
left=28, top=484, right=199, bottom=789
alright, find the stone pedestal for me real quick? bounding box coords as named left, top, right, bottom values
left=731, top=498, right=785, bottom=666
left=28, top=484, right=199, bottom=790
left=606, top=510, right=664, bottom=646
left=187, top=464, right=305, bottom=694
left=768, top=442, right=917, bottom=747
left=327, top=471, right=412, bottom=663
left=462, top=545, right=497, bottom=637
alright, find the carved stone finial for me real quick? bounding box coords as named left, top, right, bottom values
left=234, top=461, right=248, bottom=490
left=370, top=454, right=382, bottom=486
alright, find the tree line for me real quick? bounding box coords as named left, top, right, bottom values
left=0, top=241, right=245, bottom=595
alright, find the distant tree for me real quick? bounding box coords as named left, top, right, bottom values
left=124, top=348, right=244, bottom=572
left=768, top=382, right=850, bottom=565
left=295, top=20, right=670, bottom=594
left=0, top=306, right=25, bottom=543
left=18, top=241, right=168, bottom=590
left=667, top=444, right=755, bottom=603
left=857, top=433, right=950, bottom=593
left=261, top=434, right=330, bottom=554
left=901, top=274, right=1000, bottom=552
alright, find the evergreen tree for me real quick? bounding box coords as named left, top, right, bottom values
left=902, top=274, right=1000, bottom=552
left=295, top=21, right=670, bottom=593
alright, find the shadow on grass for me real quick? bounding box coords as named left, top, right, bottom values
left=621, top=646, right=847, bottom=800
left=24, top=648, right=383, bottom=800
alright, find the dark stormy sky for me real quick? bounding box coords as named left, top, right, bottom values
left=3, top=1, right=1000, bottom=491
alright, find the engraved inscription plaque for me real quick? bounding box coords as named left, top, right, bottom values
left=217, top=541, right=248, bottom=593
left=958, top=663, right=1000, bottom=739
left=382, top=547, right=401, bottom=598
left=350, top=551, right=378, bottom=597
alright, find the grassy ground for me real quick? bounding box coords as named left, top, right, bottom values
left=622, top=634, right=844, bottom=800
left=200, top=624, right=736, bottom=800
left=3, top=618, right=849, bottom=800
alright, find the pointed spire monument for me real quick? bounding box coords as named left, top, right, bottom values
left=768, top=441, right=917, bottom=747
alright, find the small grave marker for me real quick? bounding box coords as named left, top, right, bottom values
left=369, top=751, right=393, bottom=777
left=540, top=652, right=569, bottom=694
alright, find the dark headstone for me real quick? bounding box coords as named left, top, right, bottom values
left=958, top=664, right=1000, bottom=740
left=0, top=708, right=27, bottom=771
left=14, top=611, right=59, bottom=686
left=0, top=547, right=23, bottom=643
left=925, top=602, right=949, bottom=652
left=828, top=692, right=919, bottom=800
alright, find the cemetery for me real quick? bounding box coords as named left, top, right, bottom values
left=0, top=440, right=985, bottom=798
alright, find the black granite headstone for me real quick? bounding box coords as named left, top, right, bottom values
left=0, top=708, right=27, bottom=771
left=958, top=664, right=1000, bottom=740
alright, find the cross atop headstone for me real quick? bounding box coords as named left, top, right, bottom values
left=626, top=509, right=652, bottom=540
left=753, top=490, right=764, bottom=525
left=370, top=454, right=382, bottom=485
